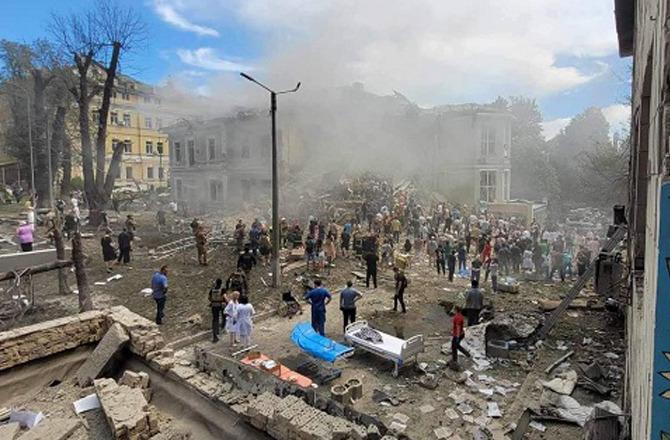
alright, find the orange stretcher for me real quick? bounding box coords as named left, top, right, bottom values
left=241, top=352, right=313, bottom=388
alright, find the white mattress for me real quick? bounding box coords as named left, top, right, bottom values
left=346, top=328, right=405, bottom=358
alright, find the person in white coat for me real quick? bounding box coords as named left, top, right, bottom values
left=236, top=295, right=255, bottom=347
left=224, top=291, right=239, bottom=346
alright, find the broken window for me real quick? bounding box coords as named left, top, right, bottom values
left=147, top=167, right=154, bottom=179
left=156, top=142, right=164, bottom=155
left=208, top=138, right=216, bottom=160
left=480, top=170, right=496, bottom=202
left=110, top=112, right=119, bottom=125
left=123, top=140, right=132, bottom=154
left=210, top=180, right=223, bottom=201
left=126, top=167, right=133, bottom=179
left=123, top=113, right=131, bottom=127
left=145, top=141, right=153, bottom=155
left=174, top=142, right=182, bottom=163
left=481, top=126, right=496, bottom=156
left=187, top=139, right=195, bottom=166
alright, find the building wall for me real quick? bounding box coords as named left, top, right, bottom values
left=432, top=111, right=512, bottom=205
left=624, top=0, right=668, bottom=438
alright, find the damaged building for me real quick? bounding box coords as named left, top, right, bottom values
left=165, top=86, right=511, bottom=212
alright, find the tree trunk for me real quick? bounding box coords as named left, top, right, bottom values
left=74, top=55, right=96, bottom=209
left=31, top=70, right=52, bottom=208
left=60, top=139, right=72, bottom=198
left=50, top=106, right=67, bottom=196
left=72, top=231, right=92, bottom=311
left=88, top=41, right=123, bottom=221
left=52, top=211, right=71, bottom=295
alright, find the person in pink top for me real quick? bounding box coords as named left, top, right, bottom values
left=16, top=221, right=34, bottom=252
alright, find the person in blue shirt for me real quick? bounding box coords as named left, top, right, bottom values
left=151, top=265, right=169, bottom=325
left=304, top=279, right=332, bottom=336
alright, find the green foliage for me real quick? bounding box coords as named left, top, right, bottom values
left=70, top=176, right=84, bottom=191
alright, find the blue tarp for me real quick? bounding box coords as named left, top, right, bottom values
left=290, top=322, right=354, bottom=363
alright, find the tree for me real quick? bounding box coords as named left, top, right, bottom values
left=501, top=96, right=558, bottom=200
left=0, top=39, right=70, bottom=206
left=50, top=0, right=145, bottom=224
left=549, top=107, right=611, bottom=205
left=577, top=130, right=629, bottom=209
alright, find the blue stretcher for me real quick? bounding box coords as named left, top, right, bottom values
left=290, top=322, right=354, bottom=363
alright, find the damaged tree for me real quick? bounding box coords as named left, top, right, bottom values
left=50, top=0, right=145, bottom=224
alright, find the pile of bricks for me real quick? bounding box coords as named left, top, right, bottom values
left=107, top=306, right=165, bottom=357
left=0, top=310, right=107, bottom=371
left=245, top=393, right=369, bottom=440
left=94, top=378, right=158, bottom=440
left=119, top=370, right=152, bottom=401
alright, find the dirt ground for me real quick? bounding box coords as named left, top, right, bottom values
left=0, top=206, right=626, bottom=439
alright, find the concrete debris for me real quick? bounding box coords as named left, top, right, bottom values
left=457, top=402, right=474, bottom=415
left=9, top=410, right=43, bottom=428
left=107, top=306, right=166, bottom=357
left=16, top=417, right=81, bottom=440
left=76, top=322, right=130, bottom=386
left=73, top=394, right=101, bottom=414
left=542, top=370, right=578, bottom=395
left=433, top=426, right=454, bottom=439
left=444, top=408, right=460, bottom=420
left=487, top=402, right=502, bottom=418
left=529, top=421, right=546, bottom=432
left=419, top=404, right=435, bottom=414
left=94, top=378, right=158, bottom=439
left=392, top=413, right=409, bottom=424
left=486, top=312, right=542, bottom=341
left=544, top=350, right=575, bottom=374
left=540, top=389, right=592, bottom=426
left=0, top=407, right=10, bottom=421
left=388, top=421, right=407, bottom=434
left=0, top=422, right=20, bottom=440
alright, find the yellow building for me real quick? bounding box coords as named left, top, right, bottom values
left=91, top=73, right=184, bottom=190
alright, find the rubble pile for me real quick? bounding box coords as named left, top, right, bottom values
left=94, top=377, right=158, bottom=439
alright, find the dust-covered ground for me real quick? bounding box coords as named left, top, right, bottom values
left=0, top=205, right=626, bottom=439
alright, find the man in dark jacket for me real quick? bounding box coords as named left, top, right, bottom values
left=209, top=278, right=225, bottom=342
left=117, top=228, right=132, bottom=265
left=226, top=270, right=248, bottom=296
left=237, top=248, right=257, bottom=276
left=464, top=279, right=484, bottom=325
left=364, top=252, right=379, bottom=289
left=393, top=267, right=408, bottom=313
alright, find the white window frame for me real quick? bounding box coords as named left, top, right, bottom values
left=480, top=126, right=496, bottom=156
left=479, top=170, right=497, bottom=203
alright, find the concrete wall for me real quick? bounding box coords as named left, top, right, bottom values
left=624, top=0, right=668, bottom=438
left=0, top=311, right=107, bottom=371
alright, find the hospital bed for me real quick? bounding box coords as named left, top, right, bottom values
left=344, top=320, right=424, bottom=377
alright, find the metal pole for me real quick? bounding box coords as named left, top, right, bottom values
left=271, top=91, right=280, bottom=288
left=26, top=93, right=35, bottom=192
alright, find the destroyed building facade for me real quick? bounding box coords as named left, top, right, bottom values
left=615, top=0, right=670, bottom=437
left=163, top=112, right=295, bottom=211
left=165, top=86, right=512, bottom=211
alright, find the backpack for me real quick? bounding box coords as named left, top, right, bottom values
left=210, top=287, right=224, bottom=304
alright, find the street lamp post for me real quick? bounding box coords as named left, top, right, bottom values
left=26, top=93, right=35, bottom=193
left=240, top=73, right=300, bottom=288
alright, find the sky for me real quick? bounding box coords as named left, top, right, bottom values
left=1, top=0, right=632, bottom=139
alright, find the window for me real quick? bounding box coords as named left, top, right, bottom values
left=479, top=170, right=497, bottom=203
left=226, top=147, right=234, bottom=158
left=145, top=141, right=154, bottom=155
left=208, top=138, right=216, bottom=160
left=156, top=118, right=162, bottom=129
left=176, top=180, right=183, bottom=199
left=158, top=167, right=164, bottom=180
left=123, top=113, right=131, bottom=127
left=111, top=138, right=120, bottom=151
left=156, top=142, right=164, bottom=155
left=110, top=112, right=119, bottom=125
left=126, top=167, right=133, bottom=179
left=174, top=142, right=182, bottom=163
left=122, top=92, right=130, bottom=100
left=241, top=145, right=250, bottom=159
left=480, top=126, right=496, bottom=156
left=145, top=117, right=152, bottom=129
left=123, top=140, right=132, bottom=154
left=187, top=139, right=195, bottom=166
left=147, top=167, right=154, bottom=179
left=143, top=96, right=151, bottom=104
left=210, top=180, right=223, bottom=201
